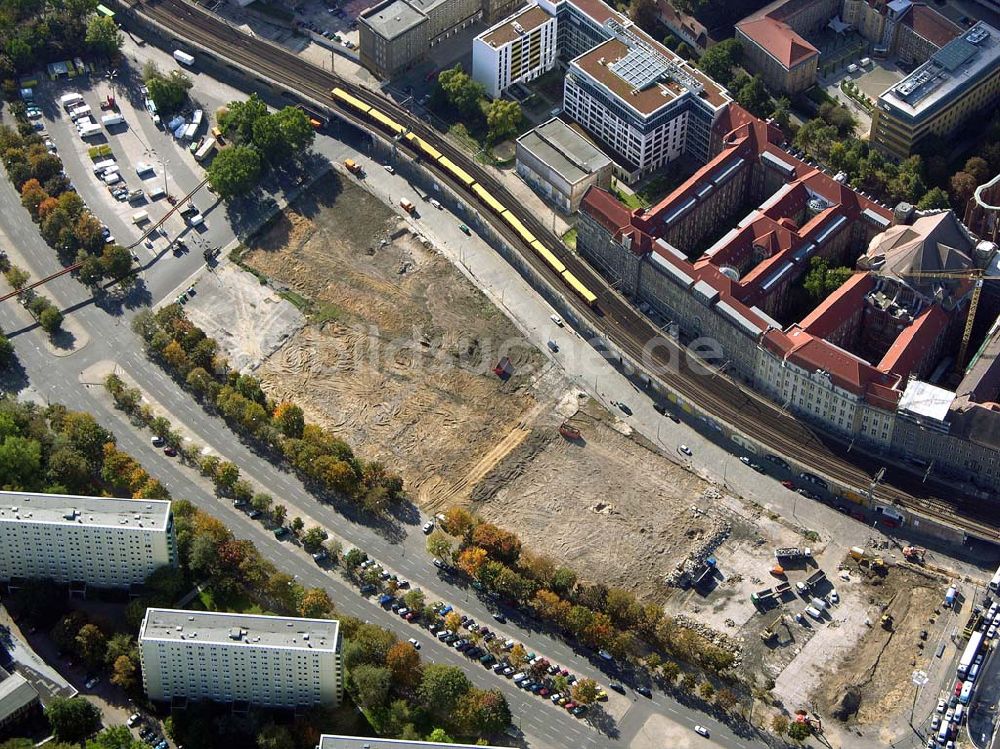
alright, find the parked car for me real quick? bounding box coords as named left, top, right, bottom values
left=422, top=521, right=434, bottom=534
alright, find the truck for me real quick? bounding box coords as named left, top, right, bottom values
left=344, top=158, right=363, bottom=175
left=805, top=570, right=826, bottom=588
left=400, top=198, right=415, bottom=214
left=774, top=547, right=812, bottom=560
left=194, top=137, right=217, bottom=162
left=958, top=631, right=984, bottom=678
left=59, top=92, right=84, bottom=110
left=101, top=113, right=124, bottom=128
left=78, top=122, right=102, bottom=139
left=173, top=49, right=195, bottom=66
left=945, top=586, right=957, bottom=608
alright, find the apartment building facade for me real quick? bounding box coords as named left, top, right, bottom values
left=472, top=4, right=558, bottom=97
left=871, top=21, right=1000, bottom=158
left=0, top=492, right=176, bottom=589
left=139, top=609, right=343, bottom=708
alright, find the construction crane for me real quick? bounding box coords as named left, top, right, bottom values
left=885, top=268, right=1000, bottom=371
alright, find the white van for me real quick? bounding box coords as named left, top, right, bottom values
left=953, top=704, right=964, bottom=724
left=135, top=162, right=155, bottom=176
left=147, top=185, right=166, bottom=200
left=101, top=164, right=120, bottom=177
left=131, top=210, right=150, bottom=225
left=102, top=172, right=120, bottom=185
left=78, top=123, right=102, bottom=139
left=187, top=213, right=205, bottom=227
left=173, top=49, right=195, bottom=66
left=69, top=104, right=92, bottom=121
left=101, top=113, right=125, bottom=127
left=92, top=158, right=116, bottom=175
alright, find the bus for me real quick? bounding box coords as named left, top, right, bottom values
left=989, top=563, right=1000, bottom=593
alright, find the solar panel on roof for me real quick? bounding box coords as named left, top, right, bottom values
left=932, top=37, right=976, bottom=71
left=609, top=45, right=669, bottom=91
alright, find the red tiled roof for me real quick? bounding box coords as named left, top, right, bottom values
left=877, top=304, right=951, bottom=380
left=798, top=272, right=875, bottom=338
left=902, top=4, right=963, bottom=49
left=581, top=186, right=633, bottom=236
left=736, top=16, right=819, bottom=69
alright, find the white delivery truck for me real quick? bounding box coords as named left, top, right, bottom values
left=60, top=92, right=84, bottom=110
left=92, top=158, right=116, bottom=175
left=194, top=137, right=216, bottom=162
left=78, top=123, right=102, bottom=139
left=173, top=50, right=195, bottom=66
left=135, top=162, right=155, bottom=177
left=69, top=104, right=92, bottom=121
left=182, top=122, right=197, bottom=140
left=147, top=185, right=166, bottom=200
left=187, top=213, right=205, bottom=227
left=191, top=109, right=203, bottom=127
left=101, top=113, right=125, bottom=127
left=131, top=210, right=149, bottom=225
left=102, top=172, right=120, bottom=185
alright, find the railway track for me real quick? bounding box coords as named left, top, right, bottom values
left=131, top=0, right=999, bottom=540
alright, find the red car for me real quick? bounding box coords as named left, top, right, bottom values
left=564, top=701, right=576, bottom=711
left=781, top=480, right=795, bottom=489
left=954, top=680, right=963, bottom=696
left=405, top=612, right=417, bottom=621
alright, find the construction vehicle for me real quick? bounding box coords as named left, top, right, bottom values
left=760, top=628, right=776, bottom=643
left=400, top=198, right=415, bottom=214
left=805, top=570, right=826, bottom=588
left=881, top=613, right=893, bottom=630
left=345, top=158, right=363, bottom=176
left=903, top=546, right=927, bottom=563
left=771, top=564, right=786, bottom=577
left=775, top=547, right=812, bottom=560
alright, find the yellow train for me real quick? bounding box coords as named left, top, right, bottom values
left=331, top=87, right=598, bottom=308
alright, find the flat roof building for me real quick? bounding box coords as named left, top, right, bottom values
left=515, top=118, right=612, bottom=212
left=139, top=609, right=343, bottom=709
left=871, top=21, right=1000, bottom=158
left=473, top=4, right=558, bottom=97
left=0, top=491, right=176, bottom=589
left=0, top=667, right=41, bottom=735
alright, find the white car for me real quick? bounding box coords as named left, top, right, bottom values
left=694, top=725, right=709, bottom=737
left=931, top=716, right=941, bottom=731
left=407, top=638, right=421, bottom=650
left=989, top=624, right=997, bottom=639
left=150, top=435, right=165, bottom=447
left=678, top=445, right=693, bottom=456
left=127, top=713, right=140, bottom=727
left=828, top=588, right=839, bottom=604
left=383, top=164, right=395, bottom=174
left=550, top=314, right=563, bottom=327
left=937, top=698, right=947, bottom=714
left=422, top=521, right=434, bottom=534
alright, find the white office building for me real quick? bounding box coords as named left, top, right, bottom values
left=473, top=4, right=558, bottom=97
left=0, top=491, right=176, bottom=589
left=139, top=609, right=343, bottom=708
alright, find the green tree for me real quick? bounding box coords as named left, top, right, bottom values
left=86, top=725, right=140, bottom=749
left=273, top=504, right=287, bottom=525
left=917, top=186, right=950, bottom=210
left=5, top=265, right=30, bottom=290
left=251, top=492, right=273, bottom=514
left=302, top=526, right=329, bottom=551
left=85, top=15, right=123, bottom=58
left=45, top=697, right=102, bottom=743
left=427, top=530, right=452, bottom=560
left=571, top=677, right=600, bottom=704
left=352, top=664, right=392, bottom=709
left=39, top=304, right=64, bottom=335
left=219, top=94, right=269, bottom=144
left=426, top=729, right=453, bottom=743
left=274, top=106, right=316, bottom=152
left=273, top=402, right=305, bottom=438
left=290, top=516, right=304, bottom=536
left=0, top=435, right=42, bottom=489
left=144, top=67, right=193, bottom=114
left=950, top=171, right=978, bottom=210
left=0, top=333, right=14, bottom=367
left=75, top=623, right=107, bottom=668
left=628, top=0, right=658, bottom=32
left=418, top=664, right=472, bottom=716
left=110, top=655, right=139, bottom=692
left=207, top=145, right=263, bottom=199
left=787, top=721, right=812, bottom=742
left=736, top=74, right=773, bottom=118
left=771, top=714, right=789, bottom=735
left=437, top=66, right=485, bottom=118
left=486, top=99, right=522, bottom=144
left=697, top=38, right=741, bottom=88
left=803, top=256, right=854, bottom=301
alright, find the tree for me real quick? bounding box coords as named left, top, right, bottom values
left=0, top=333, right=14, bottom=367
left=20, top=178, right=47, bottom=219
left=252, top=492, right=273, bottom=514
left=87, top=725, right=141, bottom=749
left=39, top=305, right=64, bottom=335
left=207, top=144, right=263, bottom=199
left=110, top=654, right=138, bottom=691
left=85, top=15, right=123, bottom=58
left=736, top=75, right=773, bottom=118
left=45, top=697, right=102, bottom=743
left=470, top=522, right=520, bottom=563
left=256, top=725, right=294, bottom=749
left=442, top=506, right=476, bottom=536
left=403, top=589, right=426, bottom=613
left=787, top=721, right=812, bottom=742
left=352, top=664, right=392, bottom=709
left=803, top=256, right=854, bottom=301
left=444, top=611, right=462, bottom=633
left=455, top=688, right=511, bottom=735
left=273, top=504, right=287, bottom=525
left=950, top=171, right=978, bottom=210
left=299, top=587, right=334, bottom=618
left=0, top=434, right=42, bottom=489
left=273, top=106, right=316, bottom=153
left=5, top=265, right=30, bottom=290
left=457, top=546, right=488, bottom=578
left=387, top=641, right=422, bottom=687
left=302, top=526, right=329, bottom=552
left=75, top=623, right=107, bottom=668
left=964, top=156, right=991, bottom=185
left=145, top=68, right=193, bottom=114
left=426, top=729, right=453, bottom=743
left=273, top=402, right=305, bottom=438
left=418, top=664, right=472, bottom=716
left=697, top=39, right=741, bottom=88
left=220, top=94, right=269, bottom=144
left=628, top=0, right=657, bottom=32
left=917, top=186, right=950, bottom=210
left=486, top=99, right=522, bottom=144
left=660, top=660, right=680, bottom=684
left=426, top=530, right=452, bottom=559
left=771, top=714, right=789, bottom=735
left=437, top=66, right=486, bottom=118
left=571, top=677, right=600, bottom=704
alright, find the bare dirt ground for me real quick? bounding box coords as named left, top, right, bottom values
left=183, top=263, right=304, bottom=372
left=243, top=173, right=549, bottom=509
left=472, top=397, right=728, bottom=602
left=811, top=562, right=952, bottom=743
